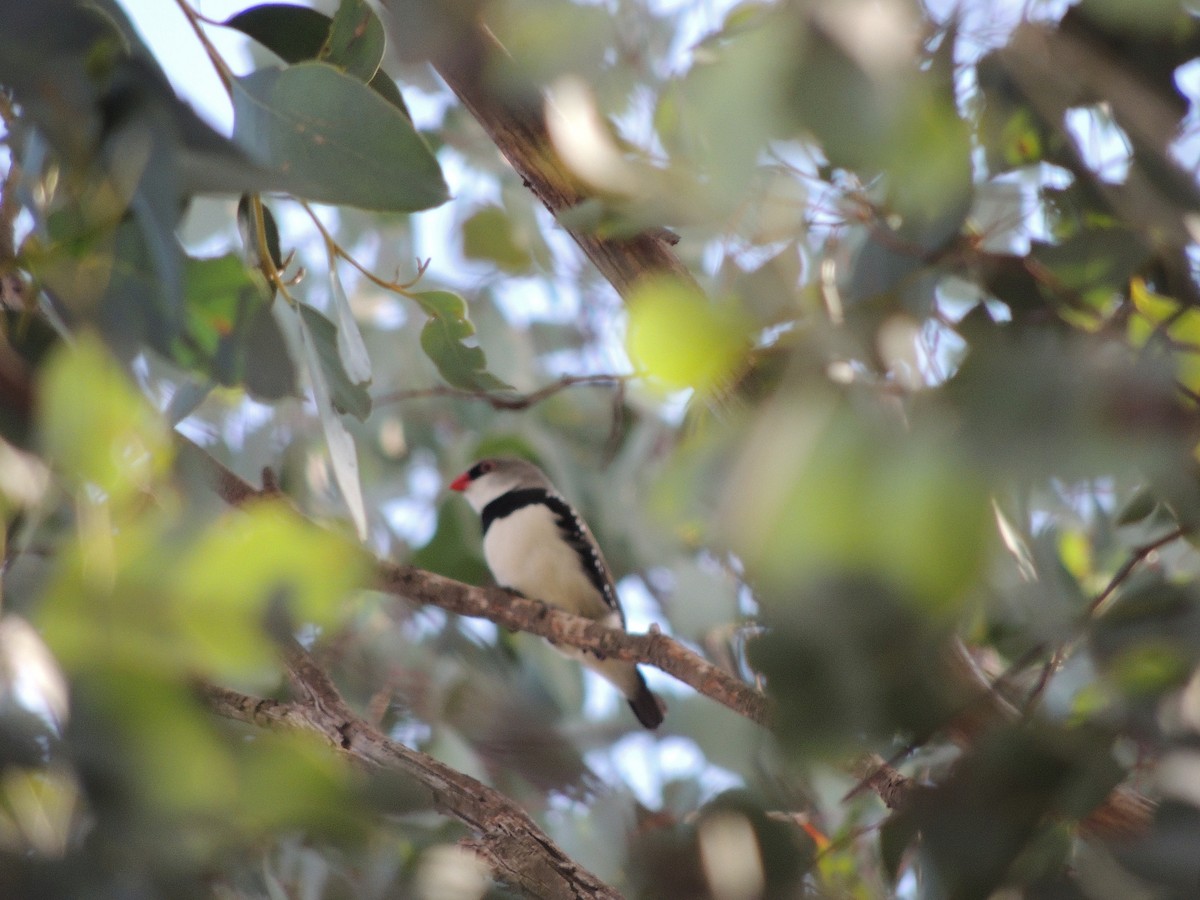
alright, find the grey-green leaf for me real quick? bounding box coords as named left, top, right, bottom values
left=231, top=62, right=447, bottom=212
left=225, top=3, right=409, bottom=116
left=297, top=303, right=372, bottom=420
left=328, top=266, right=372, bottom=384
left=295, top=305, right=368, bottom=540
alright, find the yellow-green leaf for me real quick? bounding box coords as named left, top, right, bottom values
left=174, top=502, right=368, bottom=679
left=626, top=277, right=749, bottom=395
left=39, top=336, right=171, bottom=504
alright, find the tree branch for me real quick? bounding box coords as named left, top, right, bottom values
left=377, top=561, right=771, bottom=726
left=380, top=2, right=699, bottom=301
left=202, top=640, right=622, bottom=900
left=181, top=437, right=771, bottom=726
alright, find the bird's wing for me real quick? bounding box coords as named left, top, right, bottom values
left=540, top=493, right=625, bottom=625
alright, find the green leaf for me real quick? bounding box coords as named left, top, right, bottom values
left=367, top=71, right=411, bottom=119
left=626, top=277, right=750, bottom=396
left=462, top=205, right=533, bottom=272
left=180, top=254, right=266, bottom=360
left=321, top=0, right=385, bottom=82
left=908, top=723, right=1121, bottom=896
left=412, top=291, right=512, bottom=391
left=226, top=3, right=409, bottom=116
left=242, top=303, right=299, bottom=401
left=296, top=303, right=371, bottom=420
left=748, top=577, right=965, bottom=752
left=412, top=502, right=491, bottom=587
left=231, top=63, right=447, bottom=212
left=726, top=402, right=990, bottom=613
left=1116, top=487, right=1159, bottom=526
left=225, top=3, right=331, bottom=63
left=174, top=253, right=296, bottom=400
left=879, top=811, right=918, bottom=883
left=1031, top=228, right=1151, bottom=313
left=237, top=732, right=364, bottom=836
left=1091, top=576, right=1200, bottom=700
left=175, top=501, right=369, bottom=675
left=40, top=336, right=171, bottom=504
left=47, top=210, right=183, bottom=362
left=74, top=666, right=239, bottom=815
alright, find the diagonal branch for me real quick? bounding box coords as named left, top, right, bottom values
left=179, top=437, right=772, bottom=727
left=377, top=561, right=771, bottom=726
left=380, top=1, right=698, bottom=301
left=203, top=640, right=622, bottom=900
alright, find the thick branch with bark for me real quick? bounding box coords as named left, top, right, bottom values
left=203, top=641, right=621, bottom=900
left=380, top=1, right=699, bottom=301
left=181, top=438, right=772, bottom=726
left=377, top=561, right=772, bottom=726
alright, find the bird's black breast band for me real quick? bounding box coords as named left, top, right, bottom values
left=480, top=488, right=553, bottom=535
left=480, top=488, right=619, bottom=613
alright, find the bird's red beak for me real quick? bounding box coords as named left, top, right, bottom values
left=448, top=471, right=471, bottom=492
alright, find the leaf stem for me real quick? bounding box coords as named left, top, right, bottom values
left=249, top=194, right=296, bottom=305
left=1088, top=526, right=1188, bottom=617
left=298, top=201, right=429, bottom=296
left=173, top=0, right=237, bottom=96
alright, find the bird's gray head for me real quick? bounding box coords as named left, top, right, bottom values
left=448, top=457, right=553, bottom=511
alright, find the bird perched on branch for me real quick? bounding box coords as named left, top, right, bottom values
left=449, top=457, right=664, bottom=729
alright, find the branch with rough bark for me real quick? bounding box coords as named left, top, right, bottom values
left=180, top=438, right=772, bottom=727
left=203, top=640, right=621, bottom=900
left=381, top=1, right=698, bottom=301
left=377, top=561, right=772, bottom=726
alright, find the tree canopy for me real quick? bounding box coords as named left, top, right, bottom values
left=2, top=0, right=1200, bottom=897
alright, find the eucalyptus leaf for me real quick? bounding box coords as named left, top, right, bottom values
left=174, top=253, right=295, bottom=400
left=242, top=303, right=298, bottom=401
left=296, top=306, right=369, bottom=540
left=462, top=205, right=533, bottom=272
left=232, top=63, right=447, bottom=212
left=321, top=0, right=386, bottom=82
left=226, top=3, right=409, bottom=115
left=225, top=4, right=331, bottom=63
left=328, top=266, right=373, bottom=385
left=412, top=291, right=512, bottom=392
left=237, top=194, right=284, bottom=273
left=297, top=304, right=371, bottom=420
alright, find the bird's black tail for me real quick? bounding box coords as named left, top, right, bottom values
left=628, top=670, right=665, bottom=729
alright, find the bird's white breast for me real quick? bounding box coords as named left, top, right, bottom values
left=484, top=505, right=615, bottom=622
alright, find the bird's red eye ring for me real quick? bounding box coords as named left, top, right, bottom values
left=478, top=460, right=495, bottom=474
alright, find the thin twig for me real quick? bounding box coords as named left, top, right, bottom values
left=299, top=201, right=430, bottom=294
left=173, top=0, right=236, bottom=93
left=1088, top=526, right=1187, bottom=617
left=1014, top=526, right=1190, bottom=713
left=375, top=373, right=630, bottom=411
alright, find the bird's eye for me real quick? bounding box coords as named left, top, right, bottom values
left=479, top=460, right=495, bottom=474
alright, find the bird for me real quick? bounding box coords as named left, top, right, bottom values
left=448, top=457, right=664, bottom=729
